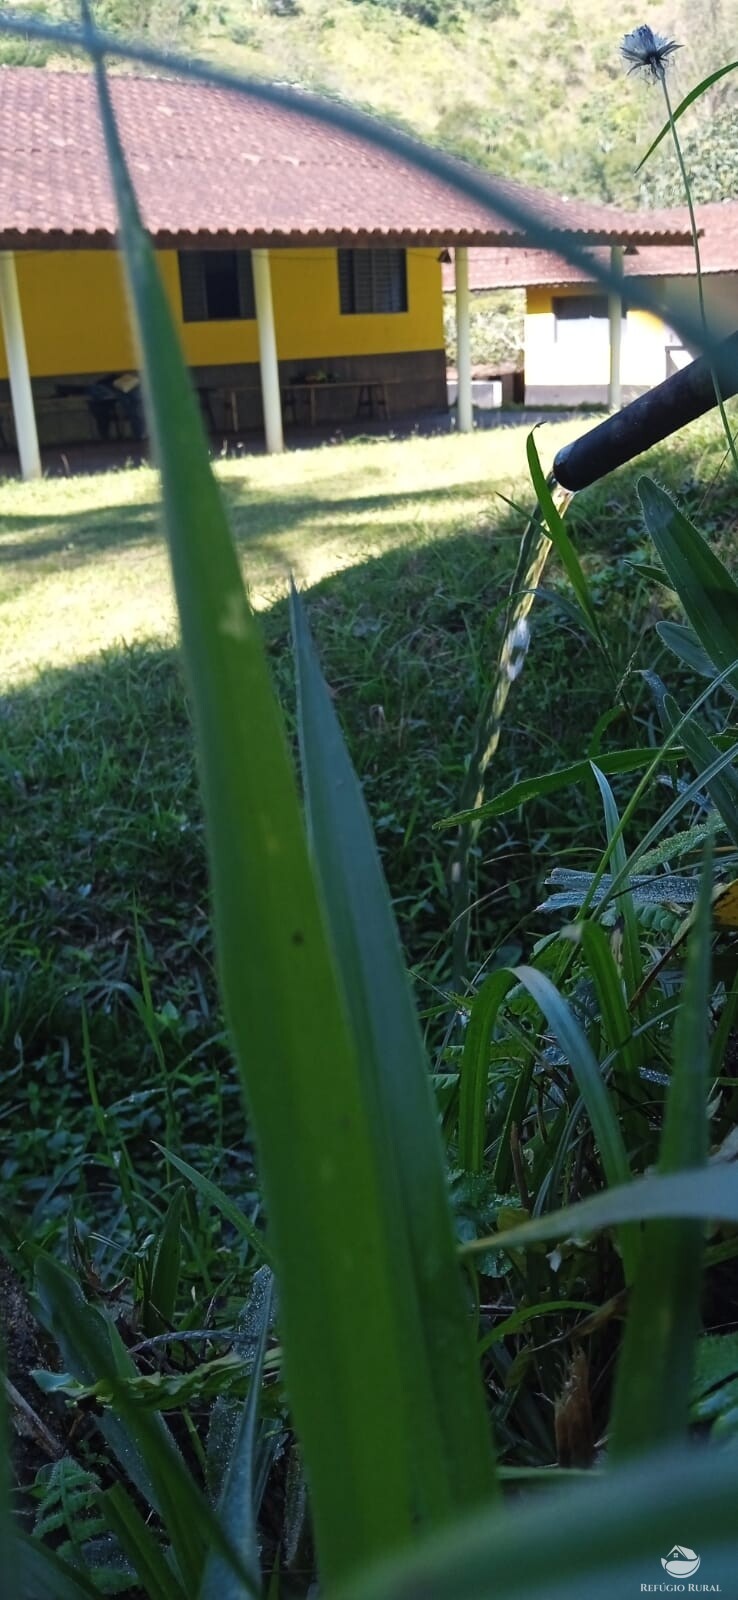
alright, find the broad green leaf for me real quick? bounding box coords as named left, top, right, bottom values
left=102, top=1482, right=188, bottom=1600
left=693, top=1333, right=738, bottom=1403
left=626, top=559, right=672, bottom=588
left=461, top=1165, right=738, bottom=1256
left=17, top=1537, right=103, bottom=1600
left=638, top=478, right=738, bottom=687
left=599, top=737, right=738, bottom=918
left=610, top=839, right=713, bottom=1459
left=91, top=48, right=435, bottom=1581
left=662, top=695, right=738, bottom=847
left=0, top=1362, right=18, bottom=1600
left=35, top=1253, right=249, bottom=1596
left=635, top=822, right=724, bottom=874
left=459, top=970, right=517, bottom=1173
left=656, top=620, right=738, bottom=698
left=153, top=1146, right=269, bottom=1263
left=334, top=1441, right=738, bottom=1600
left=35, top=1252, right=161, bottom=1512
left=539, top=866, right=700, bottom=915
left=200, top=1272, right=274, bottom=1599
left=291, top=586, right=493, bottom=1515
left=440, top=746, right=686, bottom=827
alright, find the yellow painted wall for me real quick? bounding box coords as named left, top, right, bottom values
left=0, top=246, right=443, bottom=379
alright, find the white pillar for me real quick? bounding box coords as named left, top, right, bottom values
left=252, top=248, right=284, bottom=455
left=0, top=252, right=41, bottom=480
left=455, top=245, right=473, bottom=434
left=608, top=244, right=624, bottom=413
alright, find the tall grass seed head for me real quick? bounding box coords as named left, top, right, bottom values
left=621, top=24, right=680, bottom=81
left=503, top=616, right=531, bottom=682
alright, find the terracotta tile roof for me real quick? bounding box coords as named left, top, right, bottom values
left=0, top=68, right=696, bottom=251
left=442, top=203, right=738, bottom=291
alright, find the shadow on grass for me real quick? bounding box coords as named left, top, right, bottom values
left=0, top=511, right=657, bottom=1023
left=0, top=477, right=525, bottom=573
left=0, top=476, right=714, bottom=1232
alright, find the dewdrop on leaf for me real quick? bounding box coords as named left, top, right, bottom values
left=621, top=24, right=680, bottom=81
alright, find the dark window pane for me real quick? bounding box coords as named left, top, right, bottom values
left=203, top=252, right=241, bottom=320
left=178, top=251, right=255, bottom=321
left=373, top=249, right=407, bottom=312
left=179, top=252, right=207, bottom=321
left=553, top=294, right=609, bottom=321
left=237, top=252, right=256, bottom=319
left=338, top=249, right=408, bottom=314
left=338, top=249, right=353, bottom=312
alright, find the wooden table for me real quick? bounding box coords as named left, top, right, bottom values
left=282, top=379, right=403, bottom=427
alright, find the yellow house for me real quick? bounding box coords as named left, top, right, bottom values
left=444, top=207, right=736, bottom=407
left=0, top=68, right=693, bottom=477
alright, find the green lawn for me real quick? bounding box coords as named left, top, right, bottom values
left=0, top=426, right=579, bottom=685
left=1, top=415, right=735, bottom=1239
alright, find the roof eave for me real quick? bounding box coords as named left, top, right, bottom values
left=0, top=225, right=696, bottom=252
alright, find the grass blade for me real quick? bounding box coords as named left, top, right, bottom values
left=440, top=746, right=686, bottom=827
left=491, top=1053, right=534, bottom=1194
left=147, top=1183, right=185, bottom=1333
left=332, top=1442, right=738, bottom=1600
left=477, top=1299, right=599, bottom=1354
left=461, top=1164, right=738, bottom=1256
left=513, top=963, right=638, bottom=1282
left=459, top=971, right=517, bottom=1173
left=577, top=922, right=639, bottom=1109
left=200, top=1273, right=274, bottom=1599
left=90, top=37, right=441, bottom=1581
left=590, top=764, right=644, bottom=1024
left=635, top=60, right=738, bottom=171
left=526, top=432, right=599, bottom=641
left=102, top=1482, right=188, bottom=1600
left=609, top=840, right=713, bottom=1460
left=291, top=585, right=494, bottom=1515
left=153, top=1146, right=270, bottom=1263
left=513, top=967, right=632, bottom=1192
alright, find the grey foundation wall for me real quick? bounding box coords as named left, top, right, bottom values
left=0, top=349, right=447, bottom=449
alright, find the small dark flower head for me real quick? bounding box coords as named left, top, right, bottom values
left=621, top=24, right=680, bottom=81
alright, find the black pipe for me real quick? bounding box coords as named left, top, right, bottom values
left=553, top=329, right=738, bottom=492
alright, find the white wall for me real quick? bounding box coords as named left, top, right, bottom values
left=524, top=273, right=738, bottom=405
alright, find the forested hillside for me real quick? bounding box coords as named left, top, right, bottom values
left=2, top=0, right=737, bottom=207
